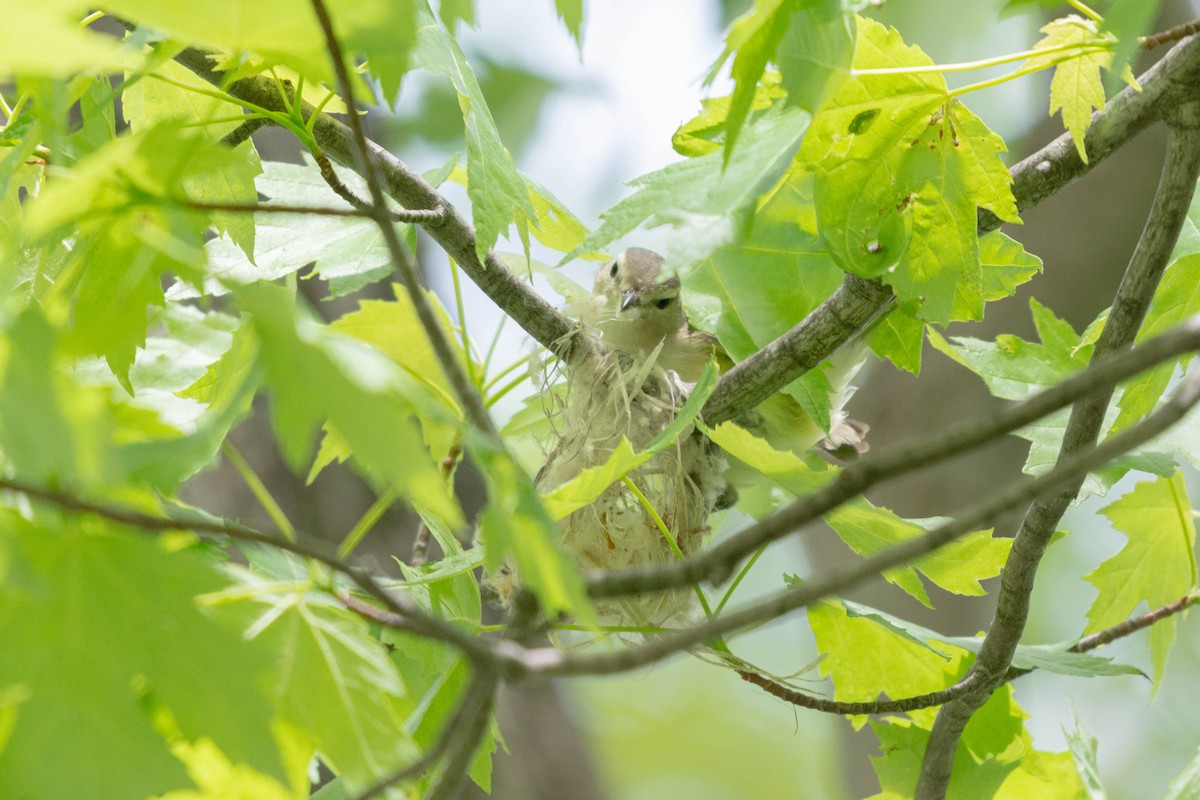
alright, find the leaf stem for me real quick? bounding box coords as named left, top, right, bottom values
left=1067, top=0, right=1105, bottom=24
left=338, top=488, right=399, bottom=558
left=852, top=40, right=1110, bottom=78
left=221, top=441, right=296, bottom=542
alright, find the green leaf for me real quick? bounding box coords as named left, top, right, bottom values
left=800, top=17, right=1018, bottom=322
left=0, top=2, right=128, bottom=78
left=869, top=303, right=925, bottom=374
left=212, top=561, right=418, bottom=791
left=0, top=517, right=287, bottom=799
left=122, top=58, right=263, bottom=258
left=841, top=600, right=1140, bottom=678
left=825, top=501, right=1008, bottom=606
left=571, top=104, right=810, bottom=270
left=413, top=4, right=536, bottom=264
left=239, top=283, right=463, bottom=529
left=106, top=0, right=417, bottom=102
left=981, top=229, right=1044, bottom=302
left=868, top=687, right=1027, bottom=799
left=776, top=1, right=855, bottom=114
left=326, top=284, right=465, bottom=458
left=554, top=0, right=584, bottom=47
left=809, top=599, right=966, bottom=728
left=1164, top=745, right=1200, bottom=800
left=542, top=361, right=718, bottom=519
left=1085, top=471, right=1197, bottom=689
left=1064, top=705, right=1107, bottom=800
left=1100, top=0, right=1163, bottom=85
left=1026, top=16, right=1114, bottom=164
left=472, top=433, right=595, bottom=624
left=1113, top=253, right=1200, bottom=431
left=171, top=159, right=401, bottom=301
left=707, top=0, right=851, bottom=164
left=995, top=748, right=1090, bottom=800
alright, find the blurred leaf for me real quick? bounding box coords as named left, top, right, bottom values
left=1085, top=471, right=1197, bottom=689
left=0, top=2, right=129, bottom=78
left=800, top=17, right=1018, bottom=322
left=1164, top=745, right=1200, bottom=800
left=570, top=104, right=810, bottom=270
left=673, top=72, right=788, bottom=157
left=106, top=0, right=417, bottom=101
left=707, top=0, right=851, bottom=164
left=170, top=159, right=401, bottom=301
left=555, top=0, right=585, bottom=47
left=1101, top=0, right=1163, bottom=83
left=0, top=309, right=118, bottom=488
left=0, top=517, right=287, bottom=799
left=1064, top=706, right=1107, bottom=800
left=239, top=283, right=463, bottom=529
left=123, top=59, right=263, bottom=257
left=472, top=433, right=595, bottom=624
left=413, top=5, right=537, bottom=264
left=213, top=561, right=417, bottom=791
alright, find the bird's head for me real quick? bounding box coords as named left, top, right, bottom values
left=594, top=248, right=686, bottom=334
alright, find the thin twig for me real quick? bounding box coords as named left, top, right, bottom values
left=498, top=374, right=1200, bottom=678
left=739, top=591, right=1199, bottom=714
left=182, top=198, right=445, bottom=223
left=916, top=98, right=1200, bottom=800
left=412, top=446, right=462, bottom=567
left=307, top=0, right=497, bottom=437
left=1141, top=20, right=1200, bottom=51
left=0, top=476, right=494, bottom=662
left=588, top=314, right=1200, bottom=600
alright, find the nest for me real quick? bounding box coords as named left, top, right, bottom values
left=520, top=332, right=729, bottom=629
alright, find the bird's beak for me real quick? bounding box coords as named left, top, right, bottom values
left=619, top=290, right=639, bottom=312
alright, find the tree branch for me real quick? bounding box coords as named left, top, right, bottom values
left=587, top=313, right=1200, bottom=599
left=506, top=371, right=1200, bottom=678
left=168, top=45, right=581, bottom=361
left=703, top=32, right=1200, bottom=426
left=307, top=0, right=497, bottom=436
left=0, top=476, right=494, bottom=663
left=739, top=591, right=1199, bottom=715
left=915, top=97, right=1200, bottom=800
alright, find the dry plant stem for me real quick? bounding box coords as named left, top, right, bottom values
left=0, top=475, right=493, bottom=661
left=512, top=373, right=1200, bottom=678
left=740, top=591, right=1200, bottom=715
left=915, top=99, right=1200, bottom=800
left=706, top=33, right=1200, bottom=426
left=307, top=0, right=496, bottom=437
left=587, top=313, right=1200, bottom=599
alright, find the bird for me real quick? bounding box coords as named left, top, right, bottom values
left=588, top=247, right=869, bottom=461
left=589, top=247, right=717, bottom=383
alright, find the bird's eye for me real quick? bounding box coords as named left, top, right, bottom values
left=609, top=262, right=619, bottom=277
left=655, top=298, right=672, bottom=310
